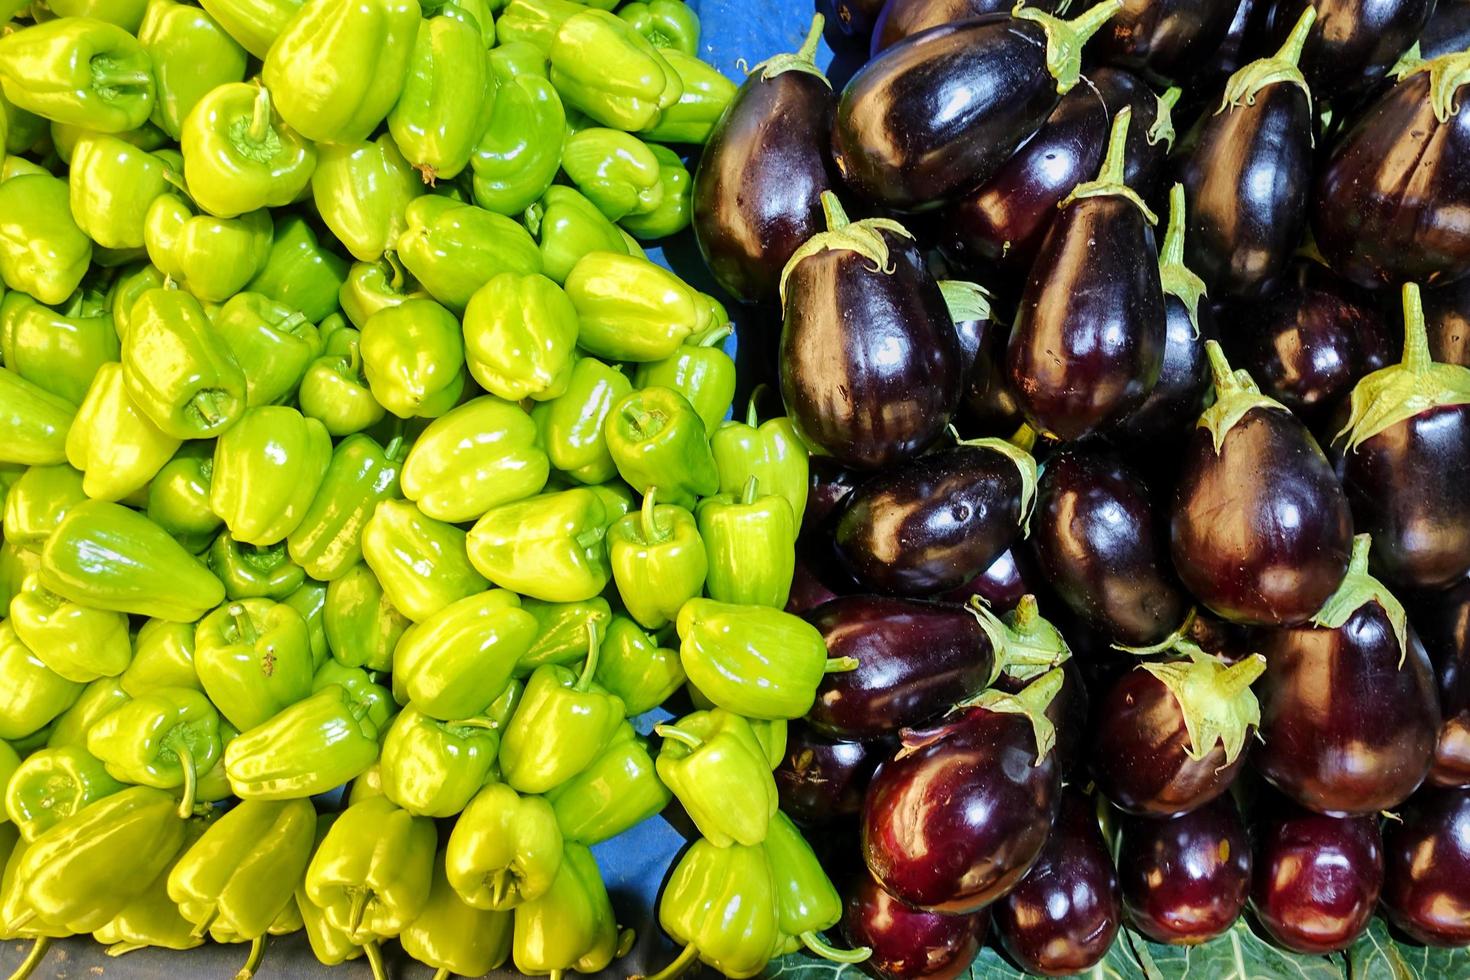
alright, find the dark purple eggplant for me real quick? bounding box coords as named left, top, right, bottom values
left=994, top=641, right=1090, bottom=779
left=870, top=0, right=1066, bottom=54
left=1262, top=0, right=1435, bottom=101
left=1190, top=0, right=1276, bottom=103
left=1335, top=285, right=1470, bottom=590
left=820, top=0, right=888, bottom=38
left=1421, top=0, right=1470, bottom=62
left=940, top=547, right=1034, bottom=613
left=1423, top=276, right=1470, bottom=367
left=957, top=306, right=1026, bottom=439
left=830, top=2, right=1120, bottom=211
left=691, top=18, right=835, bottom=304
left=1175, top=9, right=1315, bottom=299
left=779, top=194, right=963, bottom=470
left=1093, top=0, right=1238, bottom=82
left=785, top=553, right=847, bottom=615
left=993, top=789, right=1120, bottom=976
left=1117, top=793, right=1251, bottom=944
left=940, top=280, right=992, bottom=377
left=1382, top=787, right=1470, bottom=947
left=1314, top=55, right=1470, bottom=289
left=1090, top=645, right=1264, bottom=816
left=1006, top=108, right=1167, bottom=440
left=1250, top=800, right=1383, bottom=954
left=774, top=721, right=881, bottom=825
left=862, top=669, right=1064, bottom=912
left=1169, top=341, right=1352, bottom=626
left=1409, top=576, right=1470, bottom=788
left=804, top=455, right=862, bottom=530
left=842, top=872, right=990, bottom=980
left=1254, top=535, right=1441, bottom=815
left=832, top=440, right=1035, bottom=596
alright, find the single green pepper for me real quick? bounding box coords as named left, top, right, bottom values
left=462, top=271, right=577, bottom=403
left=0, top=288, right=117, bottom=406
left=621, top=143, right=692, bottom=238
left=199, top=0, right=304, bottom=59
left=92, top=815, right=211, bottom=954
left=359, top=298, right=466, bottom=419
left=304, top=794, right=436, bottom=942
left=106, top=261, right=166, bottom=342
left=402, top=847, right=513, bottom=978
left=324, top=562, right=411, bottom=672
left=298, top=331, right=388, bottom=438
left=40, top=500, right=226, bottom=622
left=84, top=687, right=222, bottom=816
left=445, top=781, right=562, bottom=910
left=550, top=9, right=680, bottom=131
left=696, top=477, right=796, bottom=608
left=0, top=624, right=82, bottom=741
left=288, top=434, right=405, bottom=581
left=511, top=841, right=621, bottom=978
left=0, top=174, right=92, bottom=305
left=655, top=708, right=778, bottom=847
left=517, top=596, right=611, bottom=673
left=3, top=465, right=84, bottom=549
left=530, top=357, right=631, bottom=485
left=9, top=574, right=132, bottom=682
left=607, top=489, right=706, bottom=630
left=0, top=542, right=41, bottom=622
left=401, top=395, right=549, bottom=523
left=194, top=599, right=315, bottom=731
left=618, top=0, right=698, bottom=53
left=0, top=18, right=155, bottom=134
left=523, top=185, right=628, bottom=285
left=710, top=402, right=809, bottom=530
left=388, top=3, right=495, bottom=183
left=565, top=251, right=698, bottom=362
left=393, top=588, right=536, bottom=720
left=208, top=534, right=306, bottom=601
left=561, top=127, right=664, bottom=221
left=496, top=0, right=583, bottom=51
left=224, top=683, right=383, bottom=800
left=470, top=43, right=566, bottom=216
left=634, top=324, right=735, bottom=432
left=0, top=370, right=75, bottom=466
left=380, top=705, right=500, bottom=817
left=311, top=135, right=423, bottom=263
left=120, top=619, right=200, bottom=696
left=212, top=291, right=323, bottom=407
left=467, top=488, right=612, bottom=603
left=766, top=809, right=870, bottom=961
left=4, top=746, right=124, bottom=842
left=146, top=444, right=222, bottom=547
left=543, top=720, right=669, bottom=845
left=339, top=253, right=425, bottom=329
left=284, top=580, right=329, bottom=668
left=653, top=839, right=780, bottom=980
left=640, top=49, right=736, bottom=145
left=42, top=676, right=128, bottom=749
left=65, top=362, right=179, bottom=503
left=593, top=615, right=683, bottom=715
left=66, top=133, right=174, bottom=250
left=362, top=499, right=488, bottom=622
left=51, top=117, right=171, bottom=166
left=143, top=195, right=272, bottom=302
left=180, top=83, right=314, bottom=219
left=605, top=386, right=718, bottom=509
left=138, top=0, right=249, bottom=138
left=211, top=405, right=333, bottom=546
left=397, top=196, right=543, bottom=312
left=245, top=215, right=348, bottom=324
left=312, top=660, right=394, bottom=731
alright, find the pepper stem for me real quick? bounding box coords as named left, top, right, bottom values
left=189, top=907, right=219, bottom=939
left=1012, top=0, right=1121, bottom=94
left=7, top=938, right=50, bottom=980
left=574, top=619, right=602, bottom=692
left=175, top=742, right=197, bottom=819
left=745, top=384, right=767, bottom=428
left=230, top=603, right=258, bottom=644
left=1061, top=108, right=1157, bottom=222
left=432, top=969, right=450, bottom=980
left=249, top=85, right=272, bottom=145
left=639, top=941, right=700, bottom=980
left=641, top=487, right=668, bottom=544
left=447, top=717, right=499, bottom=732
left=363, top=940, right=387, bottom=980
left=740, top=475, right=760, bottom=506
left=385, top=251, right=407, bottom=291
left=234, top=935, right=266, bottom=980
left=694, top=323, right=733, bottom=348
left=653, top=723, right=704, bottom=751
left=824, top=656, right=860, bottom=673
left=801, top=930, right=872, bottom=963
left=193, top=389, right=224, bottom=427
left=347, top=891, right=369, bottom=939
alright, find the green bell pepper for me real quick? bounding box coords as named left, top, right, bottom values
left=120, top=619, right=200, bottom=696
left=565, top=251, right=698, bottom=361
left=51, top=117, right=171, bottom=167
left=324, top=562, right=411, bottom=672
left=224, top=683, right=383, bottom=800
left=511, top=841, right=621, bottom=978
left=67, top=133, right=175, bottom=251
left=561, top=127, right=664, bottom=221
left=653, top=839, right=780, bottom=980
left=3, top=464, right=85, bottom=549
left=766, top=809, right=869, bottom=961
left=9, top=574, right=131, bottom=682
left=199, top=0, right=304, bottom=59
left=65, top=362, right=180, bottom=503
left=138, top=0, right=249, bottom=139
left=180, top=82, right=316, bottom=218
left=312, top=660, right=394, bottom=732
left=401, top=848, right=514, bottom=978
left=543, top=720, right=669, bottom=845
left=696, top=477, right=796, bottom=608
left=0, top=542, right=41, bottom=624
left=143, top=195, right=272, bottom=302
left=380, top=705, right=500, bottom=817
left=445, top=781, right=562, bottom=910
left=194, top=598, right=315, bottom=731
left=0, top=369, right=76, bottom=466
left=40, top=499, right=226, bottom=622
left=401, top=395, right=549, bottom=523
left=362, top=499, right=488, bottom=622
left=710, top=401, right=809, bottom=530
left=0, top=18, right=155, bottom=134
left=517, top=596, right=612, bottom=673
left=549, top=10, right=681, bottom=131
left=288, top=434, right=405, bottom=581
left=0, top=288, right=118, bottom=406
left=340, top=253, right=425, bottom=329
left=245, top=215, right=348, bottom=325
left=467, top=488, right=612, bottom=603
left=207, top=534, right=305, bottom=600
left=360, top=298, right=466, bottom=419
left=523, top=185, right=628, bottom=285
left=44, top=0, right=149, bottom=27
left=211, top=405, right=333, bottom=546
left=304, top=794, right=436, bottom=943
left=618, top=0, right=698, bottom=53
left=531, top=357, right=631, bottom=485
left=393, top=588, right=536, bottom=720
left=212, top=291, right=323, bottom=407
left=298, top=331, right=388, bottom=437
left=470, top=43, right=566, bottom=216
left=0, top=174, right=92, bottom=305
left=655, top=708, right=778, bottom=847
left=634, top=324, right=735, bottom=432
left=388, top=4, right=495, bottom=183
left=640, top=49, right=736, bottom=145
left=607, top=488, right=707, bottom=630
left=262, top=0, right=421, bottom=145
left=84, top=687, right=222, bottom=816
left=621, top=144, right=692, bottom=238
left=311, top=134, right=423, bottom=263
left=496, top=0, right=582, bottom=51
left=146, top=444, right=222, bottom=547
left=0, top=624, right=83, bottom=741
left=42, top=676, right=128, bottom=750
left=93, top=816, right=210, bottom=954
left=4, top=745, right=124, bottom=843
left=397, top=196, right=543, bottom=312
left=591, top=614, right=683, bottom=714
left=605, top=386, right=718, bottom=509
left=106, top=261, right=165, bottom=342
left=463, top=271, right=578, bottom=403
left=285, top=580, right=330, bottom=668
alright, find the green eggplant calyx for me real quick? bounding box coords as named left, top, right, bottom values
left=1112, top=607, right=1198, bottom=655
left=953, top=436, right=1038, bottom=533
left=1014, top=0, right=1121, bottom=94
left=1338, top=283, right=1470, bottom=450
left=1391, top=41, right=1424, bottom=81
left=751, top=14, right=831, bottom=87
left=638, top=940, right=700, bottom=980
left=961, top=666, right=1064, bottom=763
left=938, top=279, right=994, bottom=326
left=801, top=929, right=872, bottom=963
left=1406, top=50, right=1470, bottom=122
left=1312, top=534, right=1410, bottom=665
left=1220, top=5, right=1315, bottom=114
left=1198, top=340, right=1288, bottom=453
left=1139, top=644, right=1265, bottom=766
left=968, top=595, right=1070, bottom=686
left=1148, top=86, right=1181, bottom=149
left=1157, top=183, right=1208, bottom=338
left=1061, top=108, right=1157, bottom=222
left=778, top=192, right=915, bottom=304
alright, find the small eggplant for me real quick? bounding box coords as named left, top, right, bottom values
left=1255, top=535, right=1441, bottom=815
left=830, top=2, right=1122, bottom=211
left=1093, top=0, right=1238, bottom=82
left=779, top=193, right=963, bottom=470
left=1090, top=643, right=1265, bottom=816
left=1423, top=276, right=1470, bottom=367
left=775, top=721, right=882, bottom=826
left=692, top=17, right=835, bottom=304
left=993, top=638, right=1091, bottom=779
left=1250, top=800, right=1383, bottom=954
left=940, top=547, right=1034, bottom=613
left=1382, top=787, right=1470, bottom=947
left=1313, top=52, right=1470, bottom=289
left=1335, top=284, right=1470, bottom=590
left=1117, top=793, right=1252, bottom=945
left=1006, top=108, right=1167, bottom=440
left=1261, top=0, right=1435, bottom=101
left=1175, top=8, right=1316, bottom=299
left=1410, top=576, right=1470, bottom=788
left=862, top=669, right=1064, bottom=912
left=832, top=438, right=1037, bottom=596
left=992, top=789, right=1121, bottom=976
left=1169, top=341, right=1352, bottom=626
left=870, top=0, right=1067, bottom=54
left=842, top=872, right=990, bottom=980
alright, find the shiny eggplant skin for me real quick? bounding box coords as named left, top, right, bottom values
left=831, top=17, right=1061, bottom=211
left=871, top=0, right=1064, bottom=53
left=775, top=721, right=881, bottom=825
left=1007, top=196, right=1167, bottom=441
left=958, top=312, right=1026, bottom=439
left=1424, top=277, right=1470, bottom=367
left=1169, top=406, right=1352, bottom=626
left=1410, top=576, right=1470, bottom=788
left=1263, top=0, right=1436, bottom=100
left=1089, top=667, right=1249, bottom=817
left=863, top=703, right=1060, bottom=912
left=1250, top=801, right=1383, bottom=954
left=1113, top=293, right=1216, bottom=451
left=1093, top=0, right=1238, bottom=82
left=807, top=596, right=993, bottom=739
left=1117, top=794, right=1252, bottom=945
left=940, top=547, right=1033, bottom=613
left=804, top=456, right=862, bottom=530
left=995, top=657, right=1090, bottom=779
left=1314, top=70, right=1470, bottom=289
left=1421, top=1, right=1470, bottom=62
left=1255, top=605, right=1441, bottom=815
left=832, top=444, right=1027, bottom=596
left=993, top=790, right=1121, bottom=976
left=780, top=226, right=964, bottom=470
left=1382, top=787, right=1470, bottom=946
left=843, top=872, right=990, bottom=980
left=1190, top=0, right=1275, bottom=104
left=1032, top=445, right=1186, bottom=646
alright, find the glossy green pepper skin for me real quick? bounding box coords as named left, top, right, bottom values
left=340, top=253, right=425, bottom=329
left=120, top=619, right=200, bottom=696
left=641, top=49, right=736, bottom=145
left=696, top=477, right=796, bottom=608
left=360, top=299, right=466, bottom=419
left=605, top=386, right=719, bottom=509
left=4, top=745, right=125, bottom=843
left=181, top=83, right=316, bottom=218
left=402, top=848, right=513, bottom=978
left=511, top=841, right=620, bottom=978
left=288, top=434, right=405, bottom=581
left=143, top=195, right=272, bottom=302
left=635, top=324, right=735, bottom=432
left=0, top=18, right=155, bottom=133
left=0, top=542, right=42, bottom=623
left=312, top=660, right=394, bottom=732
left=517, top=596, right=612, bottom=674
left=463, top=272, right=577, bottom=403
left=66, top=362, right=179, bottom=503
left=446, top=781, right=562, bottom=910
left=388, top=3, right=495, bottom=183
left=655, top=708, right=779, bottom=847
left=0, top=369, right=76, bottom=466
left=619, top=0, right=699, bottom=53
left=9, top=574, right=132, bottom=682
left=711, top=405, right=809, bottom=531
left=0, top=174, right=92, bottom=305
left=194, top=598, right=315, bottom=731
left=298, top=331, right=387, bottom=437
left=471, top=43, right=566, bottom=216
left=212, top=291, right=323, bottom=407
left=593, top=615, right=683, bottom=715
left=565, top=251, right=699, bottom=362
left=562, top=127, right=664, bottom=222
left=496, top=0, right=583, bottom=51
left=209, top=406, right=329, bottom=547
left=608, top=489, right=707, bottom=630
left=531, top=357, right=631, bottom=485
left=549, top=10, right=681, bottom=131
left=766, top=810, right=867, bottom=960
left=52, top=117, right=171, bottom=166
left=0, top=623, right=83, bottom=741
left=394, top=588, right=535, bottom=720
left=544, top=720, right=669, bottom=845
left=523, top=185, right=628, bottom=285
left=43, top=0, right=151, bottom=29
left=402, top=396, right=549, bottom=523
left=467, top=488, right=612, bottom=603
left=67, top=133, right=174, bottom=250
left=245, top=215, right=348, bottom=324
left=361, top=499, right=487, bottom=622
left=146, top=445, right=221, bottom=546
left=42, top=676, right=128, bottom=749
left=107, top=262, right=166, bottom=342
left=4, top=465, right=85, bottom=548
left=655, top=839, right=781, bottom=979
left=397, top=196, right=543, bottom=312
left=224, top=683, right=383, bottom=800
left=380, top=705, right=500, bottom=817
left=324, top=562, right=411, bottom=672
left=138, top=0, right=249, bottom=139
left=311, top=135, right=423, bottom=263
left=93, top=815, right=210, bottom=954
left=0, top=288, right=118, bottom=406
left=621, top=143, right=693, bottom=238
left=122, top=287, right=247, bottom=439
left=84, top=687, right=222, bottom=815
left=207, top=536, right=301, bottom=603
left=199, top=0, right=303, bottom=59
left=262, top=0, right=421, bottom=145
left=304, top=794, right=436, bottom=943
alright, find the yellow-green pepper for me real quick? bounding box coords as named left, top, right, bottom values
left=401, top=395, right=550, bottom=523
left=180, top=82, right=316, bottom=218
left=0, top=173, right=92, bottom=305
left=467, top=488, right=612, bottom=603
left=393, top=588, right=536, bottom=720
left=210, top=405, right=332, bottom=546
left=360, top=298, right=466, bottom=419
left=361, top=499, right=488, bottom=622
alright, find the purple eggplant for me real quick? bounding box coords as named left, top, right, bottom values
left=842, top=872, right=990, bottom=980
left=993, top=789, right=1120, bottom=976
left=862, top=669, right=1064, bottom=912
left=820, top=0, right=888, bottom=38
left=940, top=547, right=1035, bottom=613
left=1421, top=1, right=1470, bottom=62
left=1261, top=0, right=1435, bottom=101
left=1410, top=576, right=1470, bottom=788
left=1169, top=341, right=1352, bottom=626
left=832, top=440, right=1036, bottom=596
left=1335, top=285, right=1470, bottom=590
left=1190, top=0, right=1276, bottom=103
left=1117, top=793, right=1251, bottom=944
left=1006, top=108, right=1167, bottom=440
left=1093, top=0, right=1238, bottom=82
left=957, top=306, right=1026, bottom=440
left=785, top=553, right=847, bottom=615
left=1382, top=787, right=1470, bottom=947
left=805, top=456, right=862, bottom=530
left=994, top=643, right=1090, bottom=779
left=1255, top=535, right=1441, bottom=815
left=691, top=18, right=835, bottom=304
left=940, top=280, right=992, bottom=378
left=1423, top=276, right=1470, bottom=367
left=1314, top=53, right=1470, bottom=289
left=870, top=0, right=1066, bottom=54
left=774, top=721, right=882, bottom=826
left=779, top=194, right=963, bottom=470
left=1250, top=800, right=1383, bottom=954
left=830, top=2, right=1121, bottom=211
left=1176, top=8, right=1316, bottom=299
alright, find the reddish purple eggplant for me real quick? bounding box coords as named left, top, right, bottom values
left=1176, top=8, right=1316, bottom=299
left=842, top=872, right=990, bottom=980
left=1410, top=576, right=1470, bottom=788
left=830, top=2, right=1121, bottom=211
left=1255, top=535, right=1441, bottom=815
left=994, top=642, right=1090, bottom=779
left=1006, top=108, right=1167, bottom=440
left=1423, top=276, right=1470, bottom=367
left=1169, top=341, right=1352, bottom=626
left=779, top=194, right=963, bottom=470
left=786, top=554, right=846, bottom=615
left=1382, top=787, right=1470, bottom=947
left=870, top=0, right=1066, bottom=54
left=775, top=721, right=882, bottom=826
left=1093, top=0, right=1238, bottom=82
left=1335, top=285, right=1470, bottom=590
left=691, top=18, right=835, bottom=304
left=940, top=547, right=1034, bottom=613
left=993, top=789, right=1120, bottom=976
left=1117, top=793, right=1251, bottom=944
left=1261, top=0, right=1435, bottom=101
left=862, top=669, right=1063, bottom=912
left=1090, top=644, right=1264, bottom=816
left=1314, top=53, right=1470, bottom=289
left=1250, top=801, right=1383, bottom=954
left=831, top=439, right=1036, bottom=596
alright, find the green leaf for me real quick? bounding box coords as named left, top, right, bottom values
left=1377, top=931, right=1470, bottom=980
left=967, top=933, right=1150, bottom=979
left=1124, top=921, right=1345, bottom=980
left=1345, top=917, right=1417, bottom=980
left=761, top=955, right=863, bottom=980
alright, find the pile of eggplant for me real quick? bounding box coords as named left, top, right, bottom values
left=693, top=0, right=1470, bottom=975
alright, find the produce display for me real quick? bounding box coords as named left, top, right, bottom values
left=2, top=0, right=1470, bottom=978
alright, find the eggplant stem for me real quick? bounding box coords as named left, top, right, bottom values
left=1400, top=283, right=1433, bottom=374
left=1219, top=6, right=1315, bottom=114
left=1219, top=654, right=1267, bottom=698
left=752, top=15, right=831, bottom=86
left=1013, top=0, right=1121, bottom=94
left=1158, top=184, right=1208, bottom=338
left=820, top=191, right=850, bottom=232
left=1061, top=109, right=1157, bottom=222
left=777, top=198, right=915, bottom=303
left=1311, top=532, right=1410, bottom=665
left=1141, top=645, right=1262, bottom=765
left=1148, top=87, right=1181, bottom=149
left=7, top=938, right=50, bottom=980
left=1273, top=5, right=1316, bottom=68
left=800, top=930, right=872, bottom=963
left=960, top=667, right=1063, bottom=761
